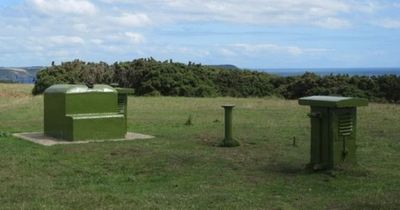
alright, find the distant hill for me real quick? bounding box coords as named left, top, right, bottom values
left=206, top=64, right=239, bottom=70
left=0, top=66, right=44, bottom=83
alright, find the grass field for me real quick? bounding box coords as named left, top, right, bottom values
left=0, top=83, right=399, bottom=209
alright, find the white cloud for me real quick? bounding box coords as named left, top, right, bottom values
left=73, top=23, right=89, bottom=32
left=177, top=47, right=210, bottom=57
left=0, top=0, right=398, bottom=67
left=232, top=43, right=301, bottom=55
left=29, top=0, right=97, bottom=15
left=51, top=49, right=74, bottom=57
left=351, top=1, right=380, bottom=13
left=124, top=32, right=145, bottom=44
left=48, top=35, right=85, bottom=45
left=219, top=48, right=237, bottom=57
left=100, top=0, right=128, bottom=3
left=109, top=13, right=151, bottom=27
left=227, top=43, right=329, bottom=56
left=100, top=0, right=354, bottom=27
left=314, top=17, right=351, bottom=29
left=376, top=18, right=400, bottom=29
left=304, top=48, right=331, bottom=53
left=90, top=39, right=104, bottom=45
left=286, top=47, right=303, bottom=56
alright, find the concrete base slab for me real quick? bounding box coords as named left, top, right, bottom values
left=13, top=132, right=154, bottom=146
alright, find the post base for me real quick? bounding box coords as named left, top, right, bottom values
left=220, top=139, right=240, bottom=147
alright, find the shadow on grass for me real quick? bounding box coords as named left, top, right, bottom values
left=264, top=161, right=308, bottom=176
left=264, top=161, right=373, bottom=179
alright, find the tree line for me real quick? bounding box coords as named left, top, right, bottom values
left=32, top=58, right=400, bottom=103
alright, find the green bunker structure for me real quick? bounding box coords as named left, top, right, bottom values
left=299, top=96, right=368, bottom=170
left=44, top=84, right=134, bottom=141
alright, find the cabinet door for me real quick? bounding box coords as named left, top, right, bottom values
left=331, top=107, right=357, bottom=166
left=309, top=107, right=330, bottom=169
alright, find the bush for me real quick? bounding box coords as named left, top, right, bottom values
left=32, top=58, right=400, bottom=103
left=32, top=60, right=113, bottom=95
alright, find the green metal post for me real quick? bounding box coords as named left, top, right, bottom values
left=221, top=104, right=239, bottom=147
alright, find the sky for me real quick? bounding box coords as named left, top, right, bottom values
left=0, top=0, right=400, bottom=68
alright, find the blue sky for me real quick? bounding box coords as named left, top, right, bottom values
left=0, top=0, right=400, bottom=68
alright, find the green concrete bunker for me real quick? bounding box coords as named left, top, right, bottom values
left=299, top=96, right=368, bottom=170
left=44, top=84, right=134, bottom=141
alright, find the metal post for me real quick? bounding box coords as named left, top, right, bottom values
left=221, top=104, right=239, bottom=147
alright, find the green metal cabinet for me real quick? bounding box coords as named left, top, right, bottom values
left=44, top=84, right=133, bottom=141
left=299, top=96, right=368, bottom=170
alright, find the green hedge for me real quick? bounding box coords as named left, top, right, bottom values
left=32, top=58, right=400, bottom=103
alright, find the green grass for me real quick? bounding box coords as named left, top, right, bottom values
left=0, top=84, right=399, bottom=209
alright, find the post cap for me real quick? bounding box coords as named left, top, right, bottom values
left=222, top=104, right=235, bottom=108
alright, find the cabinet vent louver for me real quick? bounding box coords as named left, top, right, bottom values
left=339, top=113, right=353, bottom=136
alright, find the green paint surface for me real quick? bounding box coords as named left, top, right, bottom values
left=299, top=95, right=368, bottom=108
left=299, top=96, right=368, bottom=170
left=221, top=105, right=239, bottom=147
left=44, top=84, right=131, bottom=141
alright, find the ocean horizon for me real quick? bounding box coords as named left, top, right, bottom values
left=256, top=67, right=400, bottom=76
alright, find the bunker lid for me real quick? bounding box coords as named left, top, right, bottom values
left=298, top=95, right=368, bottom=108
left=44, top=84, right=117, bottom=94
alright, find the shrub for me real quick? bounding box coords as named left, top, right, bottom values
left=32, top=58, right=400, bottom=103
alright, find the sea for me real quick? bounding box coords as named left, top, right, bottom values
left=258, top=68, right=400, bottom=77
